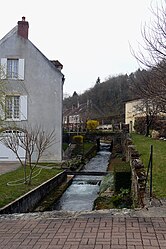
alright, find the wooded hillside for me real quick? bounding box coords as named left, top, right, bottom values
left=63, top=73, right=137, bottom=123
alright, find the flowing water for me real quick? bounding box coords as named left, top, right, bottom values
left=51, top=143, right=111, bottom=212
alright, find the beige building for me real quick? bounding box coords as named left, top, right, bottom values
left=125, top=99, right=143, bottom=133
left=125, top=98, right=166, bottom=133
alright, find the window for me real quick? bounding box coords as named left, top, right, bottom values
left=0, top=58, right=24, bottom=80
left=0, top=95, right=27, bottom=121
left=7, top=59, right=19, bottom=79
left=5, top=96, right=20, bottom=120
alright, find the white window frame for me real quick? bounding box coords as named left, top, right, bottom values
left=5, top=96, right=20, bottom=121
left=0, top=58, right=24, bottom=80
left=7, top=59, right=19, bottom=79
left=5, top=95, right=27, bottom=121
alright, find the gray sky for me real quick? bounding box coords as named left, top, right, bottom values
left=0, top=0, right=158, bottom=95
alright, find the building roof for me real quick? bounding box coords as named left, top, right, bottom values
left=63, top=101, right=104, bottom=121
left=0, top=18, right=64, bottom=77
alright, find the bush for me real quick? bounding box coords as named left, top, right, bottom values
left=72, top=135, right=83, bottom=144
left=113, top=159, right=131, bottom=192
left=114, top=172, right=131, bottom=192
left=94, top=188, right=132, bottom=209
left=134, top=116, right=166, bottom=136
left=134, top=117, right=146, bottom=134
left=86, top=120, right=99, bottom=131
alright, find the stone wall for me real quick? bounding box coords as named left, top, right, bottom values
left=125, top=138, right=146, bottom=207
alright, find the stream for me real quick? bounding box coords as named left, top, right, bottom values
left=51, top=143, right=111, bottom=212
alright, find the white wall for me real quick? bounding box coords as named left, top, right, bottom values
left=0, top=31, right=64, bottom=161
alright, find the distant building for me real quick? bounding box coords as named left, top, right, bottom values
left=125, top=99, right=143, bottom=132
left=63, top=100, right=104, bottom=132
left=125, top=99, right=166, bottom=133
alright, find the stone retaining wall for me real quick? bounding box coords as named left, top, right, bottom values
left=0, top=171, right=67, bottom=214
left=125, top=138, right=146, bottom=207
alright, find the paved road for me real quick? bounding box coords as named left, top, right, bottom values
left=0, top=211, right=166, bottom=249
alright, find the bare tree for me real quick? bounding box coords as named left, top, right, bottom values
left=0, top=126, right=55, bottom=185
left=131, top=0, right=166, bottom=106
left=133, top=98, right=162, bottom=136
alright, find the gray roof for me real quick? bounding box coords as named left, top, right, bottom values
left=0, top=23, right=64, bottom=77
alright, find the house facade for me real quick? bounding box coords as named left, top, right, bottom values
left=0, top=17, right=64, bottom=161
left=125, top=99, right=143, bottom=133
left=63, top=101, right=104, bottom=132
left=125, top=98, right=166, bottom=132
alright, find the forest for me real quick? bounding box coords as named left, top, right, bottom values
left=63, top=71, right=139, bottom=123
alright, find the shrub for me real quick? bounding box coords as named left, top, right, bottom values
left=72, top=135, right=83, bottom=144
left=114, top=172, right=131, bottom=192
left=134, top=116, right=166, bottom=136
left=86, top=120, right=99, bottom=131
left=134, top=117, right=146, bottom=134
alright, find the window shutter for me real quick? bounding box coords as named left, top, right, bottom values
left=0, top=58, right=7, bottom=79
left=20, top=95, right=27, bottom=120
left=18, top=59, right=24, bottom=80
left=0, top=96, right=5, bottom=120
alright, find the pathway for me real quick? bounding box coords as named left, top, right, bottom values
left=0, top=162, right=21, bottom=175
left=0, top=208, right=166, bottom=249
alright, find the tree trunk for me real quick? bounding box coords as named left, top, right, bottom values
left=145, top=114, right=150, bottom=137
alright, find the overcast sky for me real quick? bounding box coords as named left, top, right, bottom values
left=0, top=0, right=159, bottom=95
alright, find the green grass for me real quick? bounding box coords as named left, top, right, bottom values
left=83, top=142, right=95, bottom=153
left=131, top=133, right=166, bottom=198
left=0, top=166, right=62, bottom=208
left=112, top=158, right=131, bottom=173
left=63, top=143, right=68, bottom=151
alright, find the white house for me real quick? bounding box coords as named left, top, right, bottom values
left=0, top=17, right=64, bottom=161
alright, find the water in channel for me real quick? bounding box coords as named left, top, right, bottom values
left=51, top=143, right=111, bottom=212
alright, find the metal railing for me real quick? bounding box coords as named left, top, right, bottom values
left=145, top=145, right=153, bottom=203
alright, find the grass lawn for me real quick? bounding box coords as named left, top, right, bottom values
left=0, top=143, right=96, bottom=209
left=0, top=166, right=62, bottom=208
left=131, top=133, right=166, bottom=198
left=83, top=142, right=95, bottom=152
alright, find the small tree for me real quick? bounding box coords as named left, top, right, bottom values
left=0, top=126, right=55, bottom=185
left=95, top=77, right=101, bottom=85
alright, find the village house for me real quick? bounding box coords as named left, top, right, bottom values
left=125, top=99, right=166, bottom=134
left=63, top=100, right=104, bottom=132
left=0, top=17, right=64, bottom=161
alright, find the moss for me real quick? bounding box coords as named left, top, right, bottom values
left=94, top=189, right=132, bottom=210
left=93, top=196, right=115, bottom=210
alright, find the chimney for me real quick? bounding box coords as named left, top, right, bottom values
left=51, top=60, right=63, bottom=71
left=17, top=16, right=29, bottom=39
